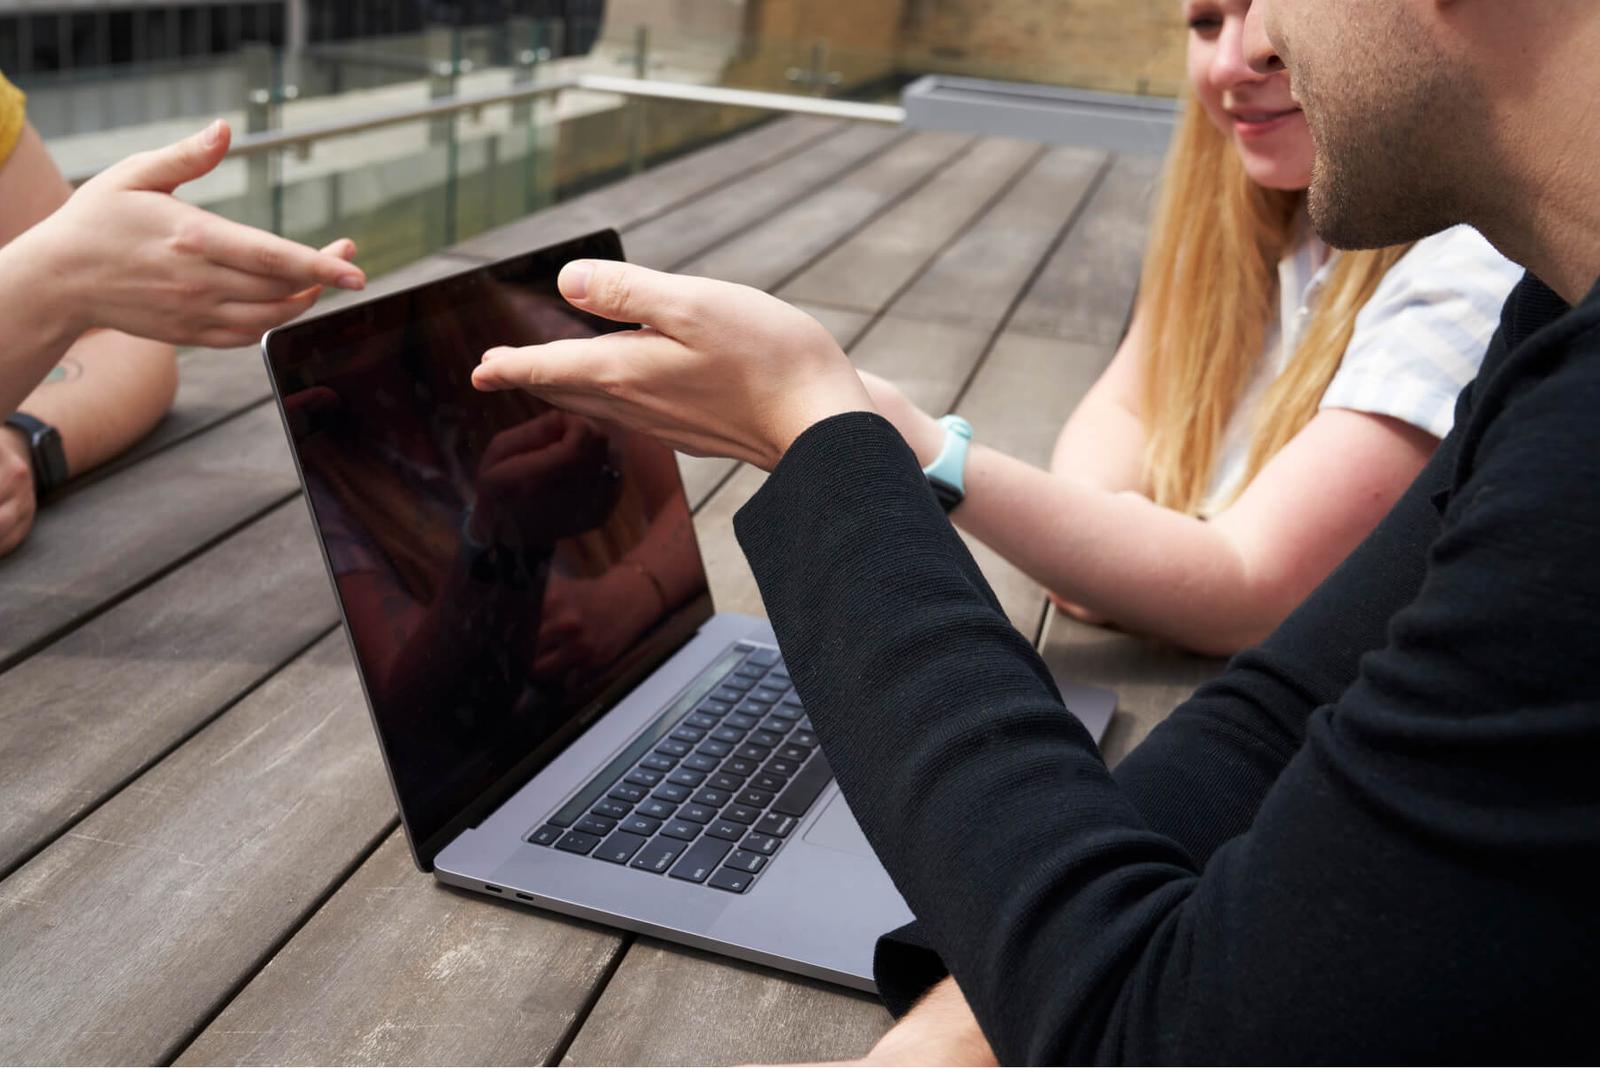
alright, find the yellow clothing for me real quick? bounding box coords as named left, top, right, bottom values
left=0, top=72, right=24, bottom=168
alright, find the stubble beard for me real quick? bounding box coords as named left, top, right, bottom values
left=1300, top=23, right=1472, bottom=249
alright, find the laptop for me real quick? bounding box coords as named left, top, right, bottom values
left=261, top=229, right=1116, bottom=990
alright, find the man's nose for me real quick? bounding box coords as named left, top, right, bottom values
left=1243, top=1, right=1287, bottom=75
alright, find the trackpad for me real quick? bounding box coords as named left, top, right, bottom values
left=802, top=792, right=877, bottom=858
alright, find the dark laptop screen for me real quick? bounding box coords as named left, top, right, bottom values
left=264, top=232, right=713, bottom=867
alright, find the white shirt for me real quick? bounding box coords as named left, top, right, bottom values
left=1198, top=224, right=1523, bottom=517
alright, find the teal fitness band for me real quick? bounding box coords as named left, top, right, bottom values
left=922, top=414, right=973, bottom=513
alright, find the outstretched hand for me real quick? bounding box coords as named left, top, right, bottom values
left=471, top=260, right=872, bottom=470
left=26, top=119, right=366, bottom=349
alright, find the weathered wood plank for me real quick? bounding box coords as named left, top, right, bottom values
left=778, top=138, right=1045, bottom=315
left=0, top=633, right=394, bottom=1066
left=560, top=938, right=892, bottom=1067
left=176, top=830, right=625, bottom=1067
left=625, top=122, right=906, bottom=272
left=0, top=501, right=338, bottom=878
left=1038, top=612, right=1226, bottom=767
left=682, top=131, right=974, bottom=292
left=1008, top=153, right=1161, bottom=344
left=453, top=116, right=843, bottom=261
left=0, top=403, right=300, bottom=669
left=887, top=147, right=1108, bottom=330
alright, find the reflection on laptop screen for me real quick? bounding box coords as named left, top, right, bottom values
left=266, top=233, right=713, bottom=862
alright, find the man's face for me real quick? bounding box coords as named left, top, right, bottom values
left=1245, top=0, right=1472, bottom=249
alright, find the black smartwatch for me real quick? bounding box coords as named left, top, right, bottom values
left=4, top=411, right=68, bottom=499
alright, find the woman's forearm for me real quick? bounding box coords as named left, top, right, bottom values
left=954, top=444, right=1278, bottom=655
left=0, top=229, right=84, bottom=416
left=14, top=328, right=178, bottom=476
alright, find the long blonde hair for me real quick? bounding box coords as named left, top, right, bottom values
left=1138, top=101, right=1415, bottom=514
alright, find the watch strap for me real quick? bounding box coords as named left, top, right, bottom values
left=921, top=414, right=973, bottom=514
left=4, top=410, right=68, bottom=497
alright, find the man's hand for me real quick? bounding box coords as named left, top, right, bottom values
left=0, top=426, right=36, bottom=557
left=23, top=120, right=365, bottom=350
left=471, top=261, right=873, bottom=470
left=774, top=977, right=998, bottom=1068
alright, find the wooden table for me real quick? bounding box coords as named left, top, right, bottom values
left=0, top=115, right=1225, bottom=1065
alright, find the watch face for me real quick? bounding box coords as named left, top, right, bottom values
left=30, top=423, right=68, bottom=493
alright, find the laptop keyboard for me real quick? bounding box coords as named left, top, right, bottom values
left=527, top=641, right=832, bottom=894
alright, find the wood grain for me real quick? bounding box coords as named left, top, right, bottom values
left=453, top=116, right=843, bottom=261
left=0, top=403, right=301, bottom=669
left=778, top=138, right=1044, bottom=315
left=1008, top=152, right=1161, bottom=344
left=176, top=830, right=626, bottom=1067
left=0, top=501, right=338, bottom=878
left=0, top=633, right=394, bottom=1065
left=560, top=938, right=892, bottom=1067
left=682, top=131, right=973, bottom=292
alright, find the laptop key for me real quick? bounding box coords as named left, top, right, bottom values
left=797, top=718, right=813, bottom=732
left=764, top=757, right=800, bottom=778
left=528, top=824, right=563, bottom=846
left=721, top=757, right=758, bottom=777
left=761, top=717, right=794, bottom=734
left=681, top=753, right=719, bottom=773
left=752, top=773, right=786, bottom=794
left=661, top=820, right=703, bottom=841
left=708, top=772, right=744, bottom=792
left=789, top=731, right=819, bottom=750
left=625, top=768, right=664, bottom=787
left=621, top=814, right=663, bottom=836
left=742, top=832, right=781, bottom=855
left=608, top=783, right=648, bottom=804
left=711, top=726, right=746, bottom=744
left=734, top=664, right=766, bottom=680
left=631, top=838, right=688, bottom=874
left=637, top=798, right=677, bottom=820
left=667, top=768, right=706, bottom=788
left=781, top=693, right=804, bottom=708
left=595, top=796, right=630, bottom=824
left=725, top=712, right=761, bottom=731
left=686, top=712, right=720, bottom=730
left=776, top=744, right=812, bottom=763
left=678, top=803, right=716, bottom=824
left=670, top=726, right=706, bottom=744
left=696, top=740, right=734, bottom=758
left=734, top=743, right=772, bottom=762
left=770, top=753, right=833, bottom=818
left=575, top=814, right=616, bottom=836
left=697, top=699, right=732, bottom=716
left=640, top=753, right=677, bottom=772
left=746, top=648, right=781, bottom=667
left=669, top=837, right=734, bottom=883
left=712, top=687, right=746, bottom=704
left=655, top=740, right=692, bottom=758
left=722, top=804, right=759, bottom=825
left=751, top=687, right=786, bottom=704
left=555, top=830, right=602, bottom=855
left=768, top=705, right=802, bottom=722
left=755, top=813, right=797, bottom=838
left=652, top=783, right=692, bottom=804
left=735, top=789, right=773, bottom=809
left=706, top=820, right=746, bottom=842
left=692, top=787, right=731, bottom=807
left=767, top=669, right=792, bottom=684
left=725, top=850, right=768, bottom=874
left=594, top=830, right=649, bottom=865
left=708, top=867, right=755, bottom=894
left=748, top=730, right=784, bottom=748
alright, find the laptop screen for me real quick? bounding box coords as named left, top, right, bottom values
left=264, top=231, right=714, bottom=867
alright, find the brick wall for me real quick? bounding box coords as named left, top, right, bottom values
left=901, top=0, right=1186, bottom=97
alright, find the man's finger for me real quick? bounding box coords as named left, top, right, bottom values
left=557, top=260, right=730, bottom=339
left=474, top=330, right=678, bottom=395
left=108, top=119, right=230, bottom=195
left=199, top=216, right=366, bottom=291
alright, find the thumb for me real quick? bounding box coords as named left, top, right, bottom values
left=558, top=259, right=716, bottom=339
left=108, top=119, right=230, bottom=194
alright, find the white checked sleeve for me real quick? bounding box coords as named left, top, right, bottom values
left=1320, top=226, right=1523, bottom=438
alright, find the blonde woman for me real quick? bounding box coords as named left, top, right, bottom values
left=859, top=0, right=1521, bottom=655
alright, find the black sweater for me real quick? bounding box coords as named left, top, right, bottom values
left=734, top=273, right=1600, bottom=1063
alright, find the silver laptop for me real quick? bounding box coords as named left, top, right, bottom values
left=261, top=230, right=1116, bottom=991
